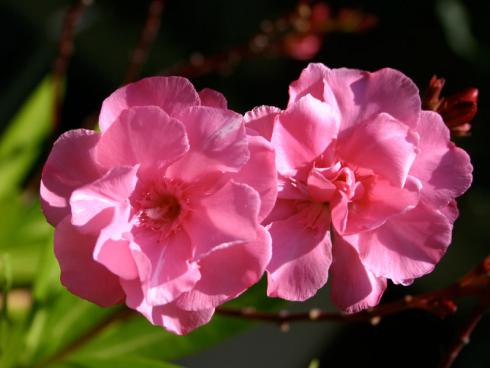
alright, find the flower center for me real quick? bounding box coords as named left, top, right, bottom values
left=307, top=160, right=366, bottom=204
left=134, top=178, right=189, bottom=236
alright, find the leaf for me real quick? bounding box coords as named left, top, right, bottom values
left=70, top=279, right=284, bottom=363
left=65, top=355, right=181, bottom=368
left=0, top=76, right=54, bottom=199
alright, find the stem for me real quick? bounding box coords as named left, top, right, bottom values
left=439, top=305, right=486, bottom=368
left=123, top=0, right=165, bottom=84
left=216, top=255, right=490, bottom=325
left=52, top=0, right=92, bottom=132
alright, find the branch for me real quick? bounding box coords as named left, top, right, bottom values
left=163, top=1, right=376, bottom=78
left=52, top=0, right=93, bottom=132
left=123, top=0, right=165, bottom=84
left=439, top=305, right=486, bottom=368
left=216, top=255, right=490, bottom=327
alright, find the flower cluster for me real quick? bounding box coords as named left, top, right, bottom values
left=41, top=63, right=472, bottom=334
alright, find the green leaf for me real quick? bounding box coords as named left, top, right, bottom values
left=0, top=76, right=54, bottom=199
left=70, top=279, right=284, bottom=363
left=66, top=355, right=181, bottom=368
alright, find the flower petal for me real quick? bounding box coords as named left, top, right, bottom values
left=167, top=106, right=249, bottom=181
left=96, top=106, right=189, bottom=170
left=184, top=181, right=260, bottom=256
left=54, top=216, right=124, bottom=307
left=231, top=135, right=278, bottom=222
left=176, top=226, right=271, bottom=310
left=244, top=105, right=281, bottom=141
left=70, top=165, right=138, bottom=228
left=99, top=76, right=200, bottom=132
left=272, top=95, right=339, bottom=176
left=266, top=213, right=332, bottom=301
left=348, top=202, right=453, bottom=283
left=410, top=111, right=473, bottom=208
left=131, top=229, right=201, bottom=306
left=41, top=129, right=103, bottom=226
left=332, top=176, right=420, bottom=235
left=198, top=88, right=227, bottom=108
left=323, top=66, right=421, bottom=131
left=120, top=278, right=213, bottom=335
left=329, top=232, right=387, bottom=313
left=336, top=113, right=418, bottom=187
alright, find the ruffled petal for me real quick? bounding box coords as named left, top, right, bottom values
left=176, top=226, right=271, bottom=310
left=54, top=216, right=124, bottom=307
left=96, top=106, right=189, bottom=170
left=348, top=202, right=453, bottom=283
left=244, top=105, right=281, bottom=141
left=332, top=176, right=420, bottom=235
left=99, top=76, right=200, bottom=131
left=41, top=129, right=103, bottom=226
left=231, top=135, right=278, bottom=222
left=167, top=106, right=249, bottom=181
left=183, top=181, right=260, bottom=256
left=131, top=229, right=201, bottom=306
left=336, top=113, right=418, bottom=187
left=410, top=111, right=473, bottom=208
left=323, top=66, right=421, bottom=131
left=120, top=278, right=214, bottom=335
left=198, top=88, right=227, bottom=108
left=70, top=165, right=138, bottom=228
left=272, top=95, right=339, bottom=176
left=329, top=232, right=387, bottom=313
left=266, top=213, right=332, bottom=301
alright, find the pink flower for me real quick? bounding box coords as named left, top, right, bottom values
left=41, top=77, right=277, bottom=334
left=246, top=63, right=472, bottom=312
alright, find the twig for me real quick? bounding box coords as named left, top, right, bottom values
left=123, top=0, right=165, bottom=84
left=216, top=255, right=490, bottom=326
left=34, top=307, right=133, bottom=368
left=439, top=305, right=486, bottom=368
left=52, top=0, right=93, bottom=132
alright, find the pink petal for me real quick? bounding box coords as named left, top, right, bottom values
left=323, top=66, right=421, bottom=131
left=266, top=213, right=332, bottom=301
left=70, top=165, right=138, bottom=228
left=176, top=226, right=271, bottom=310
left=231, top=135, right=278, bottom=222
left=410, top=111, right=473, bottom=208
left=120, top=278, right=214, bottom=335
left=41, top=129, right=103, bottom=226
left=152, top=302, right=214, bottom=335
left=336, top=113, right=418, bottom=187
left=131, top=229, right=201, bottom=305
left=272, top=95, right=339, bottom=176
left=329, top=232, right=387, bottom=313
left=167, top=106, right=249, bottom=181
left=99, top=76, right=200, bottom=132
left=96, top=106, right=189, bottom=170
left=54, top=216, right=124, bottom=307
left=183, top=181, right=260, bottom=256
left=349, top=202, right=453, bottom=283
left=288, top=63, right=330, bottom=104
left=244, top=105, right=281, bottom=141
left=198, top=88, right=227, bottom=108
left=332, top=176, right=420, bottom=235
left=263, top=198, right=298, bottom=224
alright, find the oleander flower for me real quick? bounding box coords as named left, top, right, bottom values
left=41, top=77, right=277, bottom=334
left=246, top=63, right=472, bottom=312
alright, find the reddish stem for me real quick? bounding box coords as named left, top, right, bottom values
left=52, top=0, right=92, bottom=132
left=123, top=0, right=165, bottom=84
left=439, top=305, right=486, bottom=368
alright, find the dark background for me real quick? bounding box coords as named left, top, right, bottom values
left=1, top=0, right=489, bottom=367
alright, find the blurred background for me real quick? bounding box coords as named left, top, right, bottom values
left=0, top=0, right=489, bottom=367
